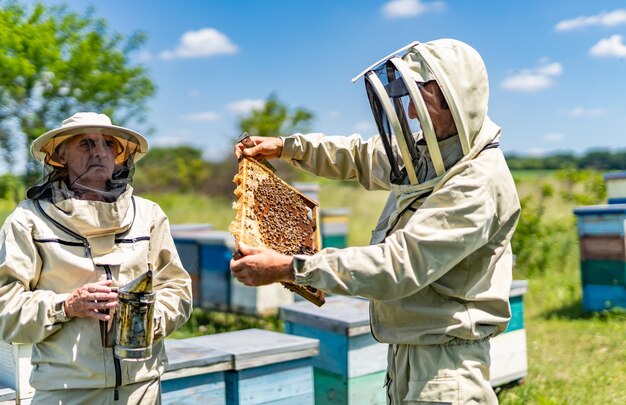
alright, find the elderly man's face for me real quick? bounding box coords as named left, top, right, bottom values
left=58, top=133, right=117, bottom=190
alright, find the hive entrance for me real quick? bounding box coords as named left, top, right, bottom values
left=230, top=157, right=325, bottom=306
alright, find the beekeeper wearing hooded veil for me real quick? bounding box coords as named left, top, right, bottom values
left=0, top=112, right=192, bottom=404
left=231, top=39, right=521, bottom=403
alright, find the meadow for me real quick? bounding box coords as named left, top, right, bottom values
left=161, top=170, right=626, bottom=405
left=1, top=170, right=624, bottom=404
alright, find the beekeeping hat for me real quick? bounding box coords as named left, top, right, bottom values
left=31, top=112, right=148, bottom=167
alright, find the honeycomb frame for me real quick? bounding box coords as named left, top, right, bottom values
left=230, top=157, right=325, bottom=306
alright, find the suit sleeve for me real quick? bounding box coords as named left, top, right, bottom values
left=280, top=133, right=393, bottom=191
left=0, top=213, right=68, bottom=343
left=293, top=170, right=501, bottom=301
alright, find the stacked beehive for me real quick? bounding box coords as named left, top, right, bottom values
left=574, top=205, right=626, bottom=312
left=280, top=284, right=529, bottom=404
left=572, top=171, right=626, bottom=311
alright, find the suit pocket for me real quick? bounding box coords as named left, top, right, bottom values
left=405, top=377, right=458, bottom=404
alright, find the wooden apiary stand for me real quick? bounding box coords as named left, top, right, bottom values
left=489, top=280, right=529, bottom=387
left=0, top=342, right=34, bottom=404
left=574, top=204, right=626, bottom=311
left=185, top=329, right=319, bottom=404
left=161, top=339, right=232, bottom=404
left=280, top=296, right=388, bottom=404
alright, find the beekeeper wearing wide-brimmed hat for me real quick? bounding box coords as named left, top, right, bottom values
left=0, top=112, right=192, bottom=404
left=231, top=39, right=521, bottom=403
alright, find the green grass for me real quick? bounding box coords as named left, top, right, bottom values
left=1, top=172, right=623, bottom=403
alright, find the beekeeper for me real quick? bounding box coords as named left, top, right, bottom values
left=0, top=112, right=192, bottom=404
left=231, top=39, right=521, bottom=404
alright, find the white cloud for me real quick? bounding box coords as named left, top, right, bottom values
left=381, top=0, right=445, bottom=19
left=527, top=147, right=546, bottom=156
left=543, top=133, right=564, bottom=143
left=151, top=135, right=187, bottom=147
left=555, top=9, right=626, bottom=31
left=563, top=107, right=607, bottom=117
left=160, top=28, right=238, bottom=60
left=354, top=120, right=375, bottom=134
left=227, top=99, right=265, bottom=115
left=501, top=61, right=563, bottom=92
left=135, top=50, right=152, bottom=63
left=179, top=111, right=221, bottom=122
left=589, top=34, right=626, bottom=58
left=327, top=111, right=342, bottom=119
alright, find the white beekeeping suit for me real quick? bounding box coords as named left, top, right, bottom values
left=0, top=112, right=192, bottom=404
left=279, top=39, right=521, bottom=404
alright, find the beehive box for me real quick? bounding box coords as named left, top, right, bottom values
left=173, top=231, right=236, bottom=311
left=282, top=283, right=529, bottom=401
left=280, top=296, right=387, bottom=404
left=574, top=204, right=626, bottom=311
left=320, top=208, right=351, bottom=249
left=0, top=387, right=16, bottom=405
left=489, top=280, right=529, bottom=387
left=162, top=339, right=232, bottom=404
left=230, top=157, right=325, bottom=310
left=186, top=329, right=319, bottom=405
left=603, top=172, right=626, bottom=204
left=0, top=342, right=34, bottom=405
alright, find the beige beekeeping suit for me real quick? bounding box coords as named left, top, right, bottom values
left=281, top=39, right=520, bottom=404
left=0, top=184, right=192, bottom=403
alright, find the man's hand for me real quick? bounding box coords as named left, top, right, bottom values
left=234, top=136, right=283, bottom=161
left=230, top=242, right=295, bottom=286
left=64, top=280, right=118, bottom=321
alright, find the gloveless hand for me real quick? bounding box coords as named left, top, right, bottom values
left=64, top=279, right=118, bottom=320
left=234, top=136, right=283, bottom=160
left=230, top=242, right=295, bottom=286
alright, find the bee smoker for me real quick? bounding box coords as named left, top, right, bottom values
left=113, top=269, right=156, bottom=361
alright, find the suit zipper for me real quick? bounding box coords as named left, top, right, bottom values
left=102, top=265, right=122, bottom=401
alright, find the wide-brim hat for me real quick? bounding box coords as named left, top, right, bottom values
left=31, top=112, right=149, bottom=167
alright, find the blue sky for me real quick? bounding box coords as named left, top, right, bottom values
left=35, top=0, right=626, bottom=161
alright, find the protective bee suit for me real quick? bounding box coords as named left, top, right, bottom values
left=281, top=39, right=521, bottom=403
left=0, top=113, right=192, bottom=404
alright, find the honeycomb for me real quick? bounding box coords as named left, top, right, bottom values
left=229, top=157, right=325, bottom=306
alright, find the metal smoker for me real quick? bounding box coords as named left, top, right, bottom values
left=114, top=269, right=156, bottom=361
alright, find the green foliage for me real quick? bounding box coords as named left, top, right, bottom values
left=134, top=146, right=211, bottom=194
left=506, top=149, right=626, bottom=171
left=0, top=0, right=155, bottom=179
left=169, top=308, right=282, bottom=339
left=0, top=173, right=24, bottom=202
left=239, top=93, right=314, bottom=137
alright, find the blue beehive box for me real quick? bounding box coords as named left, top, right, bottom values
left=320, top=208, right=350, bottom=249
left=574, top=204, right=626, bottom=311
left=186, top=329, right=319, bottom=405
left=162, top=339, right=232, bottom=404
left=280, top=296, right=387, bottom=404
left=489, top=280, right=529, bottom=387
left=172, top=230, right=235, bottom=310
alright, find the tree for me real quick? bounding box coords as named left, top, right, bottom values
left=0, top=1, right=156, bottom=180
left=238, top=94, right=313, bottom=137
left=134, top=146, right=210, bottom=194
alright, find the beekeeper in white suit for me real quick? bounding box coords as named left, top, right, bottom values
left=231, top=39, right=521, bottom=403
left=0, top=112, right=192, bottom=404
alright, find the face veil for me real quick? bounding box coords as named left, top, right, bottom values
left=354, top=41, right=470, bottom=186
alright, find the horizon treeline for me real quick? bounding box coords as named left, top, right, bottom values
left=505, top=148, right=626, bottom=171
